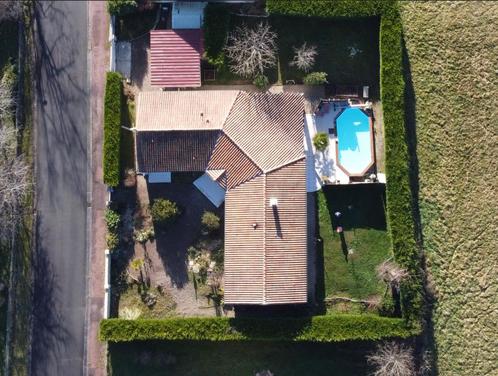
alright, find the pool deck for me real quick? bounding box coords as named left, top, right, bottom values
left=304, top=102, right=376, bottom=191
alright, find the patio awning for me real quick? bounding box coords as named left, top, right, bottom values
left=193, top=172, right=226, bottom=208
left=150, top=29, right=203, bottom=88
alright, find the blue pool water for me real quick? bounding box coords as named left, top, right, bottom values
left=336, top=108, right=373, bottom=176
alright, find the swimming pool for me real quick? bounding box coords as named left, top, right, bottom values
left=335, top=108, right=374, bottom=176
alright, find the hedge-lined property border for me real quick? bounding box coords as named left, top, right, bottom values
left=103, top=71, right=123, bottom=187
left=100, top=315, right=419, bottom=342
left=267, top=0, right=422, bottom=322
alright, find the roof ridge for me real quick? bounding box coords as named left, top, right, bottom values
left=263, top=155, right=306, bottom=174
left=262, top=172, right=267, bottom=305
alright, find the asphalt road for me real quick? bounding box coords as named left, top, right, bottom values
left=32, top=2, right=89, bottom=375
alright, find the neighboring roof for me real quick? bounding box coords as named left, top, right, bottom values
left=224, top=92, right=305, bottom=172
left=224, top=158, right=307, bottom=305
left=207, top=133, right=262, bottom=190
left=136, top=91, right=240, bottom=131
left=136, top=130, right=220, bottom=172
left=150, top=29, right=204, bottom=88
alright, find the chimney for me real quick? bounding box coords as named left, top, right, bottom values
left=269, top=198, right=278, bottom=207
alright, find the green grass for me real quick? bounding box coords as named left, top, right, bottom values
left=271, top=15, right=379, bottom=95
left=318, top=185, right=390, bottom=301
left=401, top=2, right=498, bottom=374
left=108, top=340, right=374, bottom=376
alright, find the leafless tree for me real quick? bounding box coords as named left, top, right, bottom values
left=367, top=341, right=415, bottom=376
left=376, top=260, right=409, bottom=291
left=224, top=23, right=277, bottom=78
left=290, top=42, right=317, bottom=72
left=0, top=0, right=22, bottom=22
left=0, top=126, right=30, bottom=240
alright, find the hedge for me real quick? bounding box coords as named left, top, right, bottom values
left=203, top=3, right=231, bottom=63
left=107, top=0, right=137, bottom=16
left=267, top=0, right=389, bottom=18
left=267, top=0, right=423, bottom=322
left=100, top=315, right=419, bottom=342
left=103, top=72, right=123, bottom=187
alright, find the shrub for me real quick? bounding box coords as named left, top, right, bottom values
left=367, top=341, right=415, bottom=376
left=103, top=72, right=123, bottom=187
left=253, top=74, right=269, bottom=89
left=106, top=232, right=119, bottom=251
left=105, top=209, right=121, bottom=232
left=107, top=0, right=137, bottom=16
left=203, top=3, right=231, bottom=62
left=100, top=314, right=420, bottom=342
left=201, top=211, right=220, bottom=233
left=313, top=132, right=329, bottom=151
left=133, top=227, right=154, bottom=244
left=150, top=199, right=179, bottom=224
left=289, top=42, right=317, bottom=72
left=303, top=71, right=328, bottom=85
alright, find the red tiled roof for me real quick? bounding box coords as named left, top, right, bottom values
left=150, top=29, right=203, bottom=88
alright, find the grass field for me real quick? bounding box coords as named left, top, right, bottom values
left=400, top=2, right=498, bottom=374
left=109, top=340, right=374, bottom=376
left=318, top=185, right=390, bottom=306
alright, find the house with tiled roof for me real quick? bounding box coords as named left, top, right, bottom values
left=135, top=90, right=308, bottom=305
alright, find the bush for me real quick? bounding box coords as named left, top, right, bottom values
left=303, top=72, right=328, bottom=85
left=313, top=132, right=329, bottom=151
left=150, top=199, right=179, bottom=224
left=105, top=209, right=121, bottom=232
left=203, top=3, right=231, bottom=62
left=253, top=74, right=269, bottom=89
left=107, top=0, right=137, bottom=16
left=106, top=232, right=119, bottom=251
left=201, top=211, right=220, bottom=233
left=103, top=72, right=123, bottom=187
left=100, top=314, right=420, bottom=342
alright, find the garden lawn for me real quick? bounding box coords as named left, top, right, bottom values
left=205, top=14, right=379, bottom=91
left=271, top=15, right=380, bottom=95
left=318, top=184, right=390, bottom=301
left=109, top=340, right=373, bottom=376
left=401, top=2, right=498, bottom=375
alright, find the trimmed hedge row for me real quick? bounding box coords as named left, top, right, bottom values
left=267, top=0, right=389, bottom=18
left=100, top=315, right=420, bottom=342
left=203, top=3, right=230, bottom=64
left=379, top=6, right=423, bottom=323
left=103, top=72, right=123, bottom=187
left=267, top=0, right=423, bottom=322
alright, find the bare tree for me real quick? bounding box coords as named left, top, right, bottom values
left=376, top=260, right=409, bottom=291
left=224, top=23, right=277, bottom=78
left=0, top=0, right=22, bottom=22
left=367, top=341, right=415, bottom=376
left=0, top=126, right=30, bottom=240
left=289, top=42, right=317, bottom=72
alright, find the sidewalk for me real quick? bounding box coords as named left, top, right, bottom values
left=86, top=2, right=109, bottom=375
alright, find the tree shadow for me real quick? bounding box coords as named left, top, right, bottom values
left=31, top=216, right=71, bottom=376
left=402, top=39, right=438, bottom=376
